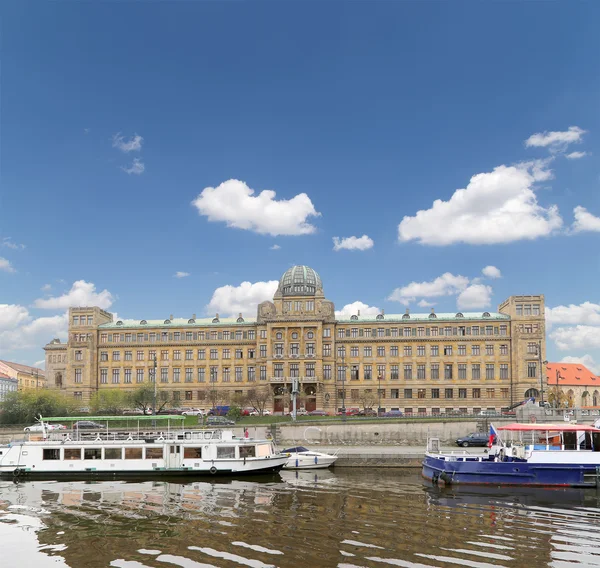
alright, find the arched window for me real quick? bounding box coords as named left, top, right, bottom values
left=140, top=320, right=147, bottom=325
left=594, top=390, right=599, bottom=407
left=116, top=321, right=123, bottom=326
left=402, top=314, right=410, bottom=320
left=188, top=319, right=195, bottom=324
left=237, top=317, right=244, bottom=323
left=55, top=372, right=63, bottom=388
left=351, top=315, right=358, bottom=320
left=482, top=312, right=491, bottom=318
left=455, top=313, right=464, bottom=318
left=567, top=389, right=575, bottom=408
left=524, top=388, right=539, bottom=398
left=376, top=314, right=384, bottom=320
left=305, top=385, right=316, bottom=396
left=212, top=317, right=219, bottom=324
left=582, top=391, right=590, bottom=407
left=164, top=319, right=171, bottom=325
left=428, top=313, right=437, bottom=319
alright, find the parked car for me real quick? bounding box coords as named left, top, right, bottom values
left=181, top=408, right=206, bottom=416
left=383, top=410, right=404, bottom=418
left=122, top=408, right=145, bottom=415
left=23, top=424, right=66, bottom=432
left=478, top=410, right=498, bottom=417
left=308, top=410, right=328, bottom=416
left=72, top=421, right=106, bottom=430
left=208, top=406, right=230, bottom=416
left=336, top=407, right=360, bottom=416
left=249, top=409, right=271, bottom=416
left=356, top=408, right=377, bottom=416
left=455, top=432, right=489, bottom=447
left=206, top=416, right=236, bottom=427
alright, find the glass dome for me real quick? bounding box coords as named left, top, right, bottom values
left=278, top=265, right=322, bottom=296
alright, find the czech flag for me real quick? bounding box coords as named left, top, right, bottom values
left=488, top=424, right=497, bottom=448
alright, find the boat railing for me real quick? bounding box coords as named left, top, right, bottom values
left=39, top=428, right=225, bottom=443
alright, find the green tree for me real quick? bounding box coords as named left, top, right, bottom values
left=90, top=389, right=129, bottom=415
left=127, top=385, right=173, bottom=414
left=0, top=390, right=78, bottom=425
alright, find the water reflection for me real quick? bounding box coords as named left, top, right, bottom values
left=1, top=471, right=600, bottom=567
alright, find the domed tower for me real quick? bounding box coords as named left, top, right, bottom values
left=274, top=265, right=324, bottom=299
left=257, top=265, right=334, bottom=322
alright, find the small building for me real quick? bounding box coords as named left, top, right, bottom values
left=545, top=362, right=600, bottom=408
left=0, top=372, right=18, bottom=401
left=0, top=360, right=46, bottom=391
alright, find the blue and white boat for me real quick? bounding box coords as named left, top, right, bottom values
left=422, top=423, right=600, bottom=487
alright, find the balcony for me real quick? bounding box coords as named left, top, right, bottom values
left=269, top=376, right=319, bottom=384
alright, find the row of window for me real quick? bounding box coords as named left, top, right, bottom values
left=42, top=445, right=241, bottom=461
left=336, top=344, right=509, bottom=358
left=72, top=315, right=94, bottom=326
left=515, top=304, right=541, bottom=316
left=90, top=361, right=511, bottom=385
left=343, top=387, right=510, bottom=400
left=99, top=348, right=257, bottom=363
left=48, top=354, right=67, bottom=364
left=337, top=325, right=508, bottom=338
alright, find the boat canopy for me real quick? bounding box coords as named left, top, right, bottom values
left=283, top=447, right=310, bottom=453
left=42, top=415, right=185, bottom=422
left=498, top=423, right=599, bottom=432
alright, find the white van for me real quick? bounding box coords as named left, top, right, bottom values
left=478, top=410, right=497, bottom=417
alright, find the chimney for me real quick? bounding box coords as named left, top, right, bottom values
left=405, top=308, right=410, bottom=314
left=381, top=309, right=385, bottom=315
left=239, top=313, right=242, bottom=318
left=192, top=313, right=196, bottom=319
left=170, top=314, right=173, bottom=321
left=431, top=308, right=435, bottom=313
left=357, top=309, right=361, bottom=316
left=216, top=313, right=219, bottom=319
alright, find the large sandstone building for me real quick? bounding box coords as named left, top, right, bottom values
left=44, top=265, right=546, bottom=414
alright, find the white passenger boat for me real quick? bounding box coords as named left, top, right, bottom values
left=282, top=446, right=338, bottom=469
left=0, top=416, right=288, bottom=479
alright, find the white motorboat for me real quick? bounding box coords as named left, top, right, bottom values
left=282, top=446, right=338, bottom=469
left=0, top=415, right=288, bottom=479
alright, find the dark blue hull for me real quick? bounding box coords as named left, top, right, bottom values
left=422, top=454, right=600, bottom=487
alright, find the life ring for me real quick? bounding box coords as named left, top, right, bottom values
left=209, top=466, right=217, bottom=475
left=12, top=468, right=21, bottom=478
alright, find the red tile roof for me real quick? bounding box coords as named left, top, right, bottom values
left=546, top=362, right=599, bottom=386
left=0, top=372, right=12, bottom=380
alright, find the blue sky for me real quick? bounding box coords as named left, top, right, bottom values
left=1, top=1, right=600, bottom=370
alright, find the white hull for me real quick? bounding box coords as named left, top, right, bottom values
left=283, top=453, right=338, bottom=470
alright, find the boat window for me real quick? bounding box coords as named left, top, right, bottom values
left=283, top=447, right=309, bottom=453
left=593, top=432, right=600, bottom=451
left=183, top=447, right=202, bottom=459
left=145, top=448, right=164, bottom=459
left=64, top=448, right=81, bottom=460
left=216, top=446, right=235, bottom=459
left=43, top=449, right=60, bottom=460
left=84, top=448, right=102, bottom=460
left=169, top=445, right=181, bottom=454
left=239, top=446, right=256, bottom=458
left=256, top=444, right=271, bottom=457
left=125, top=448, right=143, bottom=459
left=563, top=432, right=577, bottom=450
left=104, top=448, right=122, bottom=460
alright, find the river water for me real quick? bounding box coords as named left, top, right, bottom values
left=1, top=469, right=600, bottom=568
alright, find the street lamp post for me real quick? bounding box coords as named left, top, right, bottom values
left=537, top=340, right=546, bottom=406
left=340, top=355, right=346, bottom=415
left=378, top=374, right=382, bottom=417
left=152, top=355, right=157, bottom=416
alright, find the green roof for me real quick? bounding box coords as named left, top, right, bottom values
left=335, top=311, right=510, bottom=323
left=100, top=317, right=257, bottom=329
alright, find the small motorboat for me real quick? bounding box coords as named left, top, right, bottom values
left=282, top=446, right=338, bottom=470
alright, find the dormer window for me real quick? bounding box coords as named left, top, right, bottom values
left=402, top=314, right=410, bottom=320
left=351, top=315, right=358, bottom=321
left=237, top=317, right=244, bottom=323
left=376, top=314, right=384, bottom=320
left=455, top=313, right=464, bottom=318
left=116, top=321, right=123, bottom=326
left=188, top=319, right=196, bottom=324
left=482, top=312, right=491, bottom=318
left=164, top=319, right=171, bottom=325
left=429, top=313, right=437, bottom=319
left=212, top=318, right=219, bottom=324
left=140, top=320, right=147, bottom=325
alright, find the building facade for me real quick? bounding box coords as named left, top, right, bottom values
left=44, top=265, right=546, bottom=415
left=0, top=372, right=18, bottom=401
left=545, top=362, right=600, bottom=408
left=0, top=360, right=47, bottom=391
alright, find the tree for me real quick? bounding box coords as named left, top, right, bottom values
left=547, top=387, right=570, bottom=409
left=0, top=390, right=78, bottom=425
left=203, top=388, right=230, bottom=410
left=247, top=386, right=272, bottom=416
left=358, top=389, right=376, bottom=411
left=127, top=385, right=173, bottom=414
left=90, top=389, right=129, bottom=415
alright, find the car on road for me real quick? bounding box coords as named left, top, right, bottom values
left=356, top=408, right=377, bottom=417
left=308, top=410, right=328, bottom=416
left=382, top=410, right=404, bottom=418
left=336, top=408, right=360, bottom=416
left=249, top=409, right=271, bottom=416
left=181, top=408, right=206, bottom=416
left=72, top=421, right=106, bottom=430
left=23, top=424, right=66, bottom=432
left=455, top=432, right=489, bottom=447
left=206, top=416, right=236, bottom=427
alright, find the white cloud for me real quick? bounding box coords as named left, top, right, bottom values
left=388, top=273, right=470, bottom=306
left=2, top=237, right=25, bottom=250
left=398, top=162, right=562, bottom=245
left=0, top=304, right=30, bottom=331
left=546, top=302, right=600, bottom=327
left=571, top=206, right=600, bottom=233
left=0, top=313, right=68, bottom=352
left=41, top=284, right=52, bottom=292
left=270, top=244, right=281, bottom=250
left=560, top=355, right=600, bottom=375
left=566, top=151, right=588, bottom=160
left=33, top=280, right=114, bottom=310
left=112, top=133, right=143, bottom=153
left=0, top=257, right=16, bottom=273
left=456, top=284, right=493, bottom=310
left=174, top=271, right=190, bottom=279
left=121, top=158, right=145, bottom=175
left=525, top=126, right=586, bottom=150
left=482, top=266, right=502, bottom=279
left=34, top=359, right=45, bottom=369
left=335, top=301, right=380, bottom=318
left=191, top=179, right=320, bottom=236
left=550, top=325, right=600, bottom=351
left=417, top=299, right=436, bottom=308
left=332, top=235, right=374, bottom=252
left=206, top=280, right=279, bottom=317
